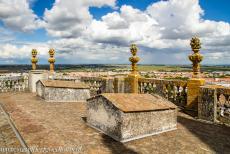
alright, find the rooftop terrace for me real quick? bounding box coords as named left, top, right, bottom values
left=0, top=92, right=229, bottom=154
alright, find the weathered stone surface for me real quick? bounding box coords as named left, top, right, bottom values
left=199, top=85, right=230, bottom=125
left=87, top=93, right=177, bottom=142
left=0, top=105, right=25, bottom=154
left=36, top=80, right=90, bottom=102
left=198, top=86, right=217, bottom=122
left=0, top=92, right=230, bottom=153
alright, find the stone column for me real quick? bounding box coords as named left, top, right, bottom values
left=114, top=77, right=125, bottom=93
left=48, top=49, right=55, bottom=72
left=102, top=77, right=114, bottom=93
left=187, top=37, right=205, bottom=110
left=125, top=44, right=140, bottom=93
left=31, top=49, right=38, bottom=70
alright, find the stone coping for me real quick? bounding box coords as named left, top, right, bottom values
left=88, top=93, right=177, bottom=113
left=38, top=80, right=90, bottom=89
left=29, top=70, right=47, bottom=73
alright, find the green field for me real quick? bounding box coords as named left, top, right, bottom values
left=58, top=64, right=230, bottom=72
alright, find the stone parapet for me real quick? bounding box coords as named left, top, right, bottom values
left=198, top=85, right=230, bottom=125
left=138, top=77, right=188, bottom=108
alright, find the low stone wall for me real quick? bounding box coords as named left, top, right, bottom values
left=0, top=75, right=28, bottom=92
left=43, top=87, right=90, bottom=102
left=36, top=80, right=90, bottom=102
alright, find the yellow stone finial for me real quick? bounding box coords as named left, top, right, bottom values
left=127, top=44, right=140, bottom=93
left=48, top=48, right=55, bottom=72
left=188, top=37, right=203, bottom=78
left=31, top=49, right=38, bottom=70
left=129, top=44, right=140, bottom=74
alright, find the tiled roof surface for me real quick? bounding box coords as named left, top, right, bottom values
left=98, top=93, right=177, bottom=112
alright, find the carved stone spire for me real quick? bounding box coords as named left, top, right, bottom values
left=129, top=44, right=140, bottom=74
left=127, top=44, right=140, bottom=93
left=31, top=49, right=38, bottom=70
left=48, top=49, right=55, bottom=72
left=188, top=37, right=203, bottom=78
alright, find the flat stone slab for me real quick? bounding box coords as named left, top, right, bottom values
left=0, top=92, right=230, bottom=153
left=39, top=80, right=89, bottom=89
left=36, top=80, right=90, bottom=102
left=87, top=93, right=177, bottom=142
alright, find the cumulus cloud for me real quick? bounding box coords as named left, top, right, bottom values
left=0, top=0, right=44, bottom=32
left=43, top=0, right=116, bottom=38
left=0, top=43, right=49, bottom=59
left=87, top=5, right=158, bottom=47
left=0, top=0, right=229, bottom=64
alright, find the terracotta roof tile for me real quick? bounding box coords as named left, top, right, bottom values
left=90, top=93, right=177, bottom=113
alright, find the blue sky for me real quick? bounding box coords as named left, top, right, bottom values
left=0, top=0, right=229, bottom=64
left=30, top=0, right=230, bottom=22
left=17, top=0, right=230, bottom=43
left=31, top=0, right=230, bottom=22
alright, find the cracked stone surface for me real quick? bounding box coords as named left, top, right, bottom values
left=0, top=92, right=230, bottom=154
left=0, top=105, right=25, bottom=154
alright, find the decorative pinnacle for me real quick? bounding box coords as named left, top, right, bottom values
left=129, top=44, right=140, bottom=73
left=190, top=36, right=201, bottom=52
left=188, top=37, right=203, bottom=78
left=49, top=48, right=55, bottom=57
left=48, top=49, right=55, bottom=63
left=31, top=49, right=37, bottom=57
left=31, top=49, right=38, bottom=70
left=48, top=49, right=55, bottom=72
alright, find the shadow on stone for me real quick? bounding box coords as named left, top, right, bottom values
left=178, top=115, right=230, bottom=153
left=81, top=117, right=87, bottom=123
left=101, top=134, right=139, bottom=154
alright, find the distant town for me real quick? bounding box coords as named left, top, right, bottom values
left=1, top=64, right=229, bottom=87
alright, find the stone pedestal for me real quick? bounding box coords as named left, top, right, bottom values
left=87, top=93, right=177, bottom=142
left=187, top=78, right=205, bottom=110
left=29, top=70, right=48, bottom=93
left=125, top=73, right=140, bottom=93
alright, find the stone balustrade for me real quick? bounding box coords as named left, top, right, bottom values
left=138, top=78, right=188, bottom=108
left=198, top=85, right=230, bottom=125
left=80, top=77, right=108, bottom=96
left=216, top=87, right=230, bottom=124
left=0, top=75, right=29, bottom=92
left=51, top=75, right=114, bottom=96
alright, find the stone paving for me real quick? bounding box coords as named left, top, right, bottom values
left=0, top=104, right=25, bottom=154
left=0, top=92, right=230, bottom=154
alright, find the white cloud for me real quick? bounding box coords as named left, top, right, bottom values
left=0, top=0, right=44, bottom=32
left=0, top=43, right=49, bottom=63
left=43, top=0, right=116, bottom=38
left=0, top=0, right=229, bottom=64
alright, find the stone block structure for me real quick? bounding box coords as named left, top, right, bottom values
left=86, top=93, right=177, bottom=142
left=36, top=80, right=90, bottom=102
left=29, top=70, right=48, bottom=93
